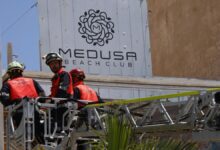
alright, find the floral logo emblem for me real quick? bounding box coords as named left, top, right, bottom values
left=78, top=9, right=115, bottom=46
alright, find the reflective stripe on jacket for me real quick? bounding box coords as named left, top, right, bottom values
left=7, top=77, right=38, bottom=101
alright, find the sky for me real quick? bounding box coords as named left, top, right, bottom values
left=0, top=0, right=40, bottom=71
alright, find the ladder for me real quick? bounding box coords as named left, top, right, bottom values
left=5, top=88, right=220, bottom=150
left=85, top=88, right=220, bottom=138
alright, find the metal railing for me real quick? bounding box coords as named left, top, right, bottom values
left=5, top=88, right=220, bottom=150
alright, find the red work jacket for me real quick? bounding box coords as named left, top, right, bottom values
left=50, top=68, right=73, bottom=97
left=76, top=81, right=98, bottom=107
left=7, top=77, right=38, bottom=101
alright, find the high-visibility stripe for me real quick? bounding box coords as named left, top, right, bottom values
left=85, top=87, right=220, bottom=108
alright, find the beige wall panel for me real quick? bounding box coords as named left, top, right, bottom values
left=148, top=0, right=220, bottom=80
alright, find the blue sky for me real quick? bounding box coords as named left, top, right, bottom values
left=0, top=0, right=40, bottom=71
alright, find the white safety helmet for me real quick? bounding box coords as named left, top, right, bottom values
left=7, top=61, right=25, bottom=73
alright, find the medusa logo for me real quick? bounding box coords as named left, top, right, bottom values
left=78, top=9, right=115, bottom=46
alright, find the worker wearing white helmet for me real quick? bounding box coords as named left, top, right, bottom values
left=0, top=61, right=45, bottom=143
left=0, top=61, right=45, bottom=106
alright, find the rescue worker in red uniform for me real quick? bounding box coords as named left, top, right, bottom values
left=44, top=52, right=73, bottom=132
left=0, top=61, right=45, bottom=142
left=44, top=52, right=73, bottom=98
left=70, top=68, right=102, bottom=128
left=0, top=61, right=45, bottom=106
left=70, top=68, right=102, bottom=150
left=70, top=68, right=100, bottom=108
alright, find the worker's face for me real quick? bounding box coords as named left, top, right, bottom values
left=72, top=76, right=78, bottom=84
left=48, top=60, right=61, bottom=73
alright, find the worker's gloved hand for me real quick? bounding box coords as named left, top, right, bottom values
left=38, top=98, right=47, bottom=103
left=38, top=99, right=52, bottom=112
left=39, top=107, right=49, bottom=113
left=45, top=99, right=52, bottom=103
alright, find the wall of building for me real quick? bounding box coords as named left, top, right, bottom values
left=24, top=71, right=220, bottom=100
left=38, top=0, right=152, bottom=78
left=148, top=0, right=220, bottom=80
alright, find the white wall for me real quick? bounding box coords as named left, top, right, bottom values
left=38, top=0, right=152, bottom=78
left=24, top=72, right=220, bottom=100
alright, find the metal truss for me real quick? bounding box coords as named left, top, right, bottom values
left=5, top=89, right=220, bottom=150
